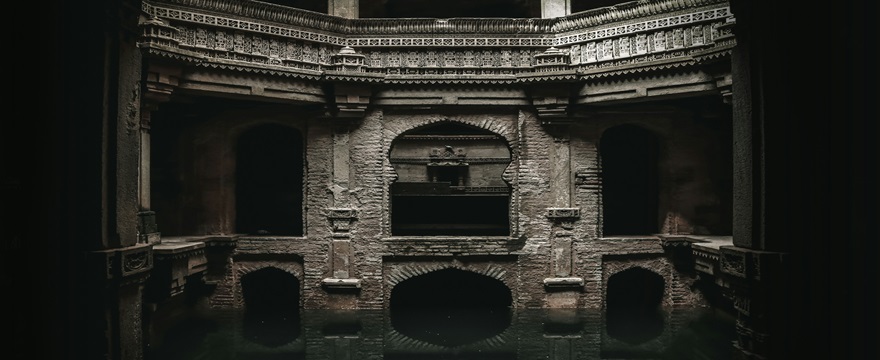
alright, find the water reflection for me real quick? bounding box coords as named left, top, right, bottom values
left=145, top=307, right=735, bottom=360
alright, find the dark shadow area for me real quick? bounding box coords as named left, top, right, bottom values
left=361, top=0, right=540, bottom=18
left=258, top=0, right=327, bottom=13
left=144, top=314, right=218, bottom=360
left=386, top=353, right=517, bottom=360
left=606, top=267, right=665, bottom=345
left=390, top=268, right=512, bottom=347
left=601, top=124, right=659, bottom=235
left=236, top=352, right=306, bottom=360
left=571, top=0, right=626, bottom=14
left=241, top=267, right=302, bottom=347
left=392, top=195, right=509, bottom=235
left=661, top=309, right=736, bottom=360
left=236, top=124, right=304, bottom=236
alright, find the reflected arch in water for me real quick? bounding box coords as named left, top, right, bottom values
left=605, top=266, right=665, bottom=345
left=240, top=266, right=303, bottom=347
left=389, top=267, right=513, bottom=347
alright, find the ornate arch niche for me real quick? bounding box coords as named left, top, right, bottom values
left=388, top=121, right=513, bottom=236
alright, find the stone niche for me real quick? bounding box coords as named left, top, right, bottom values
left=389, top=121, right=512, bottom=236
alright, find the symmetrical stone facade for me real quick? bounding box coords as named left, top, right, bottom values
left=136, top=0, right=737, bottom=315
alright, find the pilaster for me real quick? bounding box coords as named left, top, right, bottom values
left=85, top=244, right=153, bottom=359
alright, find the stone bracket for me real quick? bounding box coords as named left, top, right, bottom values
left=547, top=207, right=580, bottom=220
left=543, top=277, right=584, bottom=290
left=329, top=208, right=357, bottom=238
left=88, top=243, right=154, bottom=283
left=322, top=278, right=362, bottom=292
left=331, top=83, right=372, bottom=118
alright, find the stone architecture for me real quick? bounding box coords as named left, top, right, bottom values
left=16, top=0, right=876, bottom=359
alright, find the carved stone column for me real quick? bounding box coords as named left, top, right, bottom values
left=138, top=16, right=182, bottom=245
left=540, top=117, right=584, bottom=299
left=322, top=87, right=370, bottom=292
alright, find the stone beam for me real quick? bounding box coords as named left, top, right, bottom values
left=177, top=70, right=326, bottom=104
left=576, top=70, right=724, bottom=105
left=374, top=87, right=529, bottom=107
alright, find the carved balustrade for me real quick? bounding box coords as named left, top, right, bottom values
left=140, top=0, right=734, bottom=83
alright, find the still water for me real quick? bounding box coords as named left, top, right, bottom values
left=146, top=306, right=736, bottom=360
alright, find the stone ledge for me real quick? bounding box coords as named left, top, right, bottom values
left=543, top=277, right=584, bottom=289
left=322, top=278, right=362, bottom=291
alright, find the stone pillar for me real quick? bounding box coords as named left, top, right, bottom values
left=539, top=113, right=584, bottom=304
left=722, top=1, right=795, bottom=358
left=86, top=244, right=154, bottom=359
left=322, top=83, right=371, bottom=295
left=138, top=62, right=180, bottom=244
left=329, top=0, right=359, bottom=19
left=541, top=0, right=570, bottom=19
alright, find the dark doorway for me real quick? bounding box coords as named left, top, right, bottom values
left=240, top=267, right=302, bottom=347
left=236, top=124, right=304, bottom=236
left=600, top=124, right=660, bottom=236
left=390, top=268, right=512, bottom=347
left=605, top=267, right=665, bottom=344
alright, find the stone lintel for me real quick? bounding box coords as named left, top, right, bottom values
left=543, top=277, right=584, bottom=289
left=322, top=278, right=362, bottom=291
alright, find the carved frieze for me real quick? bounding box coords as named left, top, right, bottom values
left=89, top=244, right=154, bottom=283
left=141, top=1, right=734, bottom=83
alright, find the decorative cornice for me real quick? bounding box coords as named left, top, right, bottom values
left=141, top=0, right=733, bottom=86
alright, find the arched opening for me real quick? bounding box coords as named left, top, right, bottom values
left=600, top=124, right=660, bottom=236
left=390, top=268, right=512, bottom=347
left=236, top=124, right=304, bottom=236
left=390, top=122, right=511, bottom=236
left=605, top=267, right=665, bottom=344
left=240, top=267, right=302, bottom=347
